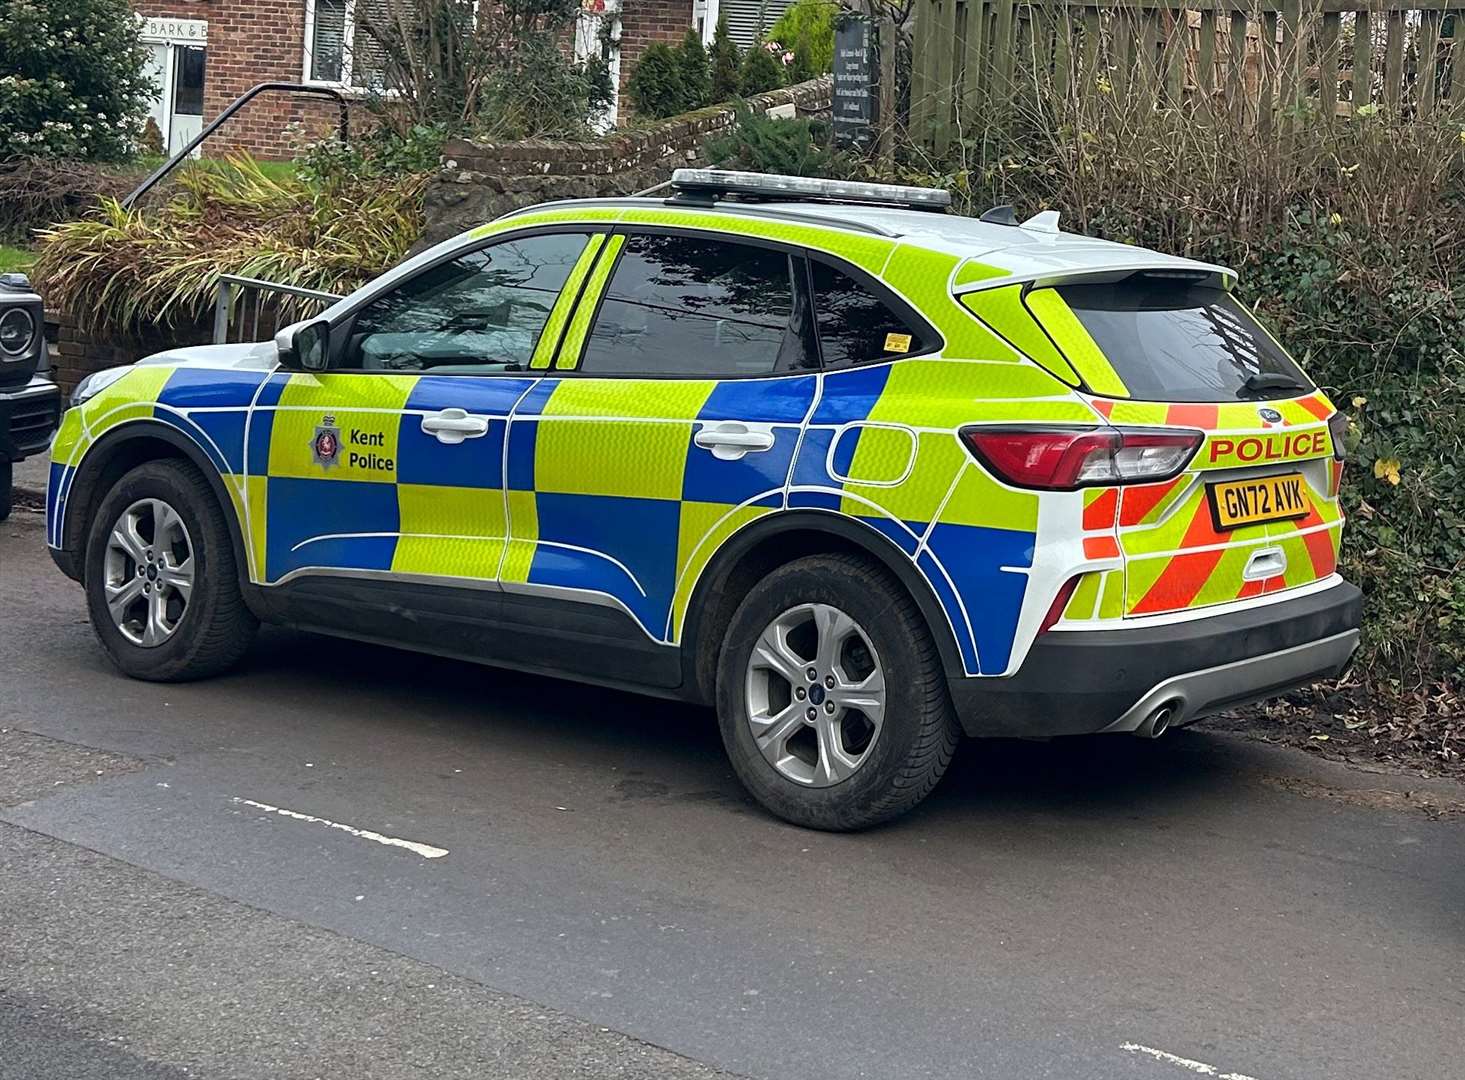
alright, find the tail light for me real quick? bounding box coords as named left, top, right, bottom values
left=1327, top=411, right=1349, bottom=461
left=1039, top=576, right=1081, bottom=634
left=960, top=426, right=1202, bottom=490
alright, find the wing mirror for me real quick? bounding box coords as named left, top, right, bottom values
left=275, top=319, right=331, bottom=372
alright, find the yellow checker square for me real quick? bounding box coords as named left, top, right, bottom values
left=864, top=358, right=1075, bottom=427
left=501, top=489, right=539, bottom=584
left=936, top=461, right=1040, bottom=533
left=267, top=374, right=416, bottom=483
left=841, top=432, right=966, bottom=524
left=534, top=418, right=693, bottom=501
left=840, top=425, right=916, bottom=484
left=392, top=484, right=506, bottom=580
left=671, top=500, right=772, bottom=639
left=961, top=286, right=1080, bottom=384
left=82, top=366, right=173, bottom=434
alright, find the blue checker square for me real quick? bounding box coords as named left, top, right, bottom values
left=682, top=427, right=797, bottom=506
left=396, top=415, right=505, bottom=489
left=923, top=522, right=1035, bottom=674
left=530, top=492, right=681, bottom=630
left=810, top=364, right=892, bottom=425
left=264, top=477, right=400, bottom=581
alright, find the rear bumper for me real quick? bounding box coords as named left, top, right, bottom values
left=0, top=375, right=62, bottom=462
left=950, top=581, right=1363, bottom=738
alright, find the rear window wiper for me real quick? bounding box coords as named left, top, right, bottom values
left=1241, top=371, right=1308, bottom=395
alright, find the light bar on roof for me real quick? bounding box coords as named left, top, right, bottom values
left=670, top=169, right=951, bottom=212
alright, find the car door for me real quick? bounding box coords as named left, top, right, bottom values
left=248, top=229, right=602, bottom=591
left=501, top=229, right=821, bottom=646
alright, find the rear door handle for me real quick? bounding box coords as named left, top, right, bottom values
left=421, top=408, right=490, bottom=445
left=694, top=422, right=776, bottom=461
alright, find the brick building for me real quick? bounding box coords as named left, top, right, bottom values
left=133, top=0, right=793, bottom=160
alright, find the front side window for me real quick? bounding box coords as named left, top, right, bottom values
left=578, top=233, right=813, bottom=377
left=810, top=259, right=933, bottom=366
left=344, top=232, right=591, bottom=373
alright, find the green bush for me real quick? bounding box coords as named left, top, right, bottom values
left=740, top=41, right=787, bottom=96
left=0, top=0, right=154, bottom=161
left=704, top=103, right=843, bottom=176
left=769, top=0, right=837, bottom=75
left=710, top=16, right=742, bottom=103
left=33, top=155, right=429, bottom=334
left=627, top=42, right=688, bottom=119
left=677, top=29, right=712, bottom=113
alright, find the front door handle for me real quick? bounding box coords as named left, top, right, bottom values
left=421, top=408, right=489, bottom=445
left=694, top=422, right=776, bottom=461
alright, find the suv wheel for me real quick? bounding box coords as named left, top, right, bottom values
left=716, top=553, right=960, bottom=830
left=84, top=459, right=257, bottom=681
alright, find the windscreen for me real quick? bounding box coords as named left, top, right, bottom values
left=1055, top=279, right=1312, bottom=402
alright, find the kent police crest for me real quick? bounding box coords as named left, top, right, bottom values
left=312, top=415, right=341, bottom=468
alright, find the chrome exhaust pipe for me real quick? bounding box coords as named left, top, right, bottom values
left=1134, top=700, right=1180, bottom=739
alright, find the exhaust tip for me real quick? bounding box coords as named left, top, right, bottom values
left=1136, top=700, right=1180, bottom=739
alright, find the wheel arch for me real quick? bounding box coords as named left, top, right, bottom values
left=55, top=420, right=251, bottom=591
left=678, top=510, right=966, bottom=705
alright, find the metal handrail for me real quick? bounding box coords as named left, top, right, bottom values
left=123, top=83, right=351, bottom=210
left=213, top=274, right=343, bottom=345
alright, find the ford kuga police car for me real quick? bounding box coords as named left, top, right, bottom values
left=46, top=171, right=1361, bottom=830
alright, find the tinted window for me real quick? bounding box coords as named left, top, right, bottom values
left=347, top=233, right=590, bottom=373
left=1054, top=279, right=1313, bottom=402
left=811, top=260, right=932, bottom=365
left=579, top=234, right=812, bottom=376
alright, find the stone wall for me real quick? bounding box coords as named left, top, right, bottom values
left=420, top=77, right=833, bottom=245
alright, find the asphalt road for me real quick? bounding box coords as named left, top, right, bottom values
left=2, top=503, right=1463, bottom=1080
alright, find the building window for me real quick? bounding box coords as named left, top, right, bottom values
left=304, top=0, right=392, bottom=91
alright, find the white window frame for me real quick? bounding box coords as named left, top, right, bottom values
left=302, top=0, right=370, bottom=91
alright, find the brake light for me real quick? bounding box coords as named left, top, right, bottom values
left=1327, top=411, right=1349, bottom=461
left=960, top=426, right=1202, bottom=490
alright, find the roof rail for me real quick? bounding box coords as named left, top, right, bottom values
left=669, top=169, right=951, bottom=213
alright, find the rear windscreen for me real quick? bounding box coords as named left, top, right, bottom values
left=1053, top=280, right=1312, bottom=402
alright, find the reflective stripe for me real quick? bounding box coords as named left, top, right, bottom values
left=531, top=233, right=604, bottom=370
left=1024, top=288, right=1130, bottom=397
left=554, top=233, right=623, bottom=370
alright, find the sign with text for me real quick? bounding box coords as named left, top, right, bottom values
left=832, top=15, right=877, bottom=148
left=138, top=16, right=209, bottom=44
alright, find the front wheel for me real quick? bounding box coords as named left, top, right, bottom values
left=84, top=459, right=257, bottom=681
left=715, top=553, right=960, bottom=831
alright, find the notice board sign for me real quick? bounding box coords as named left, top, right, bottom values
left=832, top=15, right=877, bottom=149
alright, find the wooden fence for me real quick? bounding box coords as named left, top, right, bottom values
left=909, top=1, right=1465, bottom=150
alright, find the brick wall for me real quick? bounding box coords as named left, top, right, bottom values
left=137, top=1, right=365, bottom=160
left=617, top=0, right=698, bottom=109
left=424, top=77, right=832, bottom=245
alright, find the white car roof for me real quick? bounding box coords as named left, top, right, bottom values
left=498, top=195, right=1236, bottom=291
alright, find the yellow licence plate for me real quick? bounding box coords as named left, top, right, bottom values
left=1207, top=473, right=1311, bottom=530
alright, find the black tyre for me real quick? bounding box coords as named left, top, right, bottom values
left=0, top=458, right=11, bottom=522
left=84, top=459, right=257, bottom=681
left=715, top=553, right=960, bottom=830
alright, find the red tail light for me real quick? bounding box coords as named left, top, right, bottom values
left=1039, top=576, right=1081, bottom=634
left=960, top=426, right=1202, bottom=490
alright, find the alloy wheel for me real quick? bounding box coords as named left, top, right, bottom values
left=102, top=498, right=195, bottom=648
left=744, top=603, right=886, bottom=787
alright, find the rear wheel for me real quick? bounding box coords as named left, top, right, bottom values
left=84, top=459, right=256, bottom=681
left=715, top=553, right=960, bottom=830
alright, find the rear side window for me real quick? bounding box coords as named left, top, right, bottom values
left=579, top=233, right=814, bottom=376
left=1052, top=279, right=1312, bottom=402
left=810, top=259, right=933, bottom=366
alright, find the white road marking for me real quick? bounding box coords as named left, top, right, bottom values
left=232, top=798, right=448, bottom=860
left=1121, top=1043, right=1261, bottom=1080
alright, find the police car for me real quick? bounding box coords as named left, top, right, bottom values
left=46, top=170, right=1361, bottom=830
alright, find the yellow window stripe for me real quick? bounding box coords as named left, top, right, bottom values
left=959, top=285, right=1082, bottom=385
left=554, top=234, right=624, bottom=370
left=531, top=234, right=603, bottom=370
left=1025, top=288, right=1131, bottom=398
